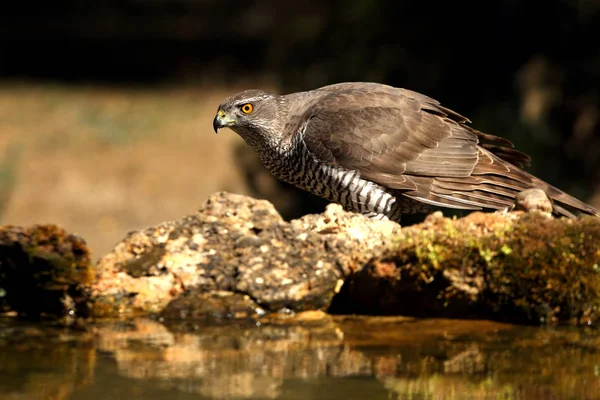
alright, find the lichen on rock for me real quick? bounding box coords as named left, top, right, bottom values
left=331, top=209, right=600, bottom=325
left=2, top=191, right=599, bottom=327
left=88, top=192, right=401, bottom=319
left=0, top=224, right=93, bottom=317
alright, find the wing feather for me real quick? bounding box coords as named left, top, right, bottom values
left=298, top=83, right=598, bottom=217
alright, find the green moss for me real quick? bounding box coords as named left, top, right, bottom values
left=413, top=229, right=444, bottom=270
left=486, top=214, right=600, bottom=324
left=0, top=224, right=93, bottom=317
left=383, top=212, right=600, bottom=325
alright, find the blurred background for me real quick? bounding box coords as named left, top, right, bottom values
left=0, top=0, right=599, bottom=258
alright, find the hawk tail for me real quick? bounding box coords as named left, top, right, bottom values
left=402, top=149, right=599, bottom=218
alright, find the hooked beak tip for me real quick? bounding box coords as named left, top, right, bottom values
left=213, top=115, right=224, bottom=133
left=213, top=109, right=231, bottom=134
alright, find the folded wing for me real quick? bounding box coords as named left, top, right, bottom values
left=300, top=84, right=599, bottom=218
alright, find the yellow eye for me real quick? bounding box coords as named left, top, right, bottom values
left=241, top=103, right=253, bottom=114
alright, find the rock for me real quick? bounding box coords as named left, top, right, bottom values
left=88, top=192, right=401, bottom=319
left=0, top=224, right=93, bottom=317
left=161, top=290, right=266, bottom=321
left=514, top=188, right=553, bottom=214
left=3, top=191, right=599, bottom=327
left=330, top=210, right=600, bottom=325
left=88, top=192, right=600, bottom=325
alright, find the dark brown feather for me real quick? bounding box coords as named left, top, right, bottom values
left=300, top=83, right=598, bottom=218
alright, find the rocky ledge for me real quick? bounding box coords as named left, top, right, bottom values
left=1, top=191, right=599, bottom=326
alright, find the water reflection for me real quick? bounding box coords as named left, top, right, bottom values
left=1, top=313, right=599, bottom=399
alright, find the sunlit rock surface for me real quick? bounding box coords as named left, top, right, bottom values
left=1, top=191, right=599, bottom=326
left=88, top=191, right=600, bottom=326
left=332, top=209, right=600, bottom=325
left=88, top=192, right=400, bottom=319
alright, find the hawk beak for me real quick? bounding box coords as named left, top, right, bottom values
left=213, top=109, right=236, bottom=133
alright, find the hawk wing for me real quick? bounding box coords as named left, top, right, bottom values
left=310, top=82, right=532, bottom=168
left=299, top=84, right=597, bottom=216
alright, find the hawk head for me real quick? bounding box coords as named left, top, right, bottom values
left=213, top=89, right=289, bottom=150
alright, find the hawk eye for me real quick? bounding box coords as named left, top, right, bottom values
left=240, top=103, right=253, bottom=114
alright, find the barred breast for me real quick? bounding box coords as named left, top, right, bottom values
left=259, top=138, right=428, bottom=222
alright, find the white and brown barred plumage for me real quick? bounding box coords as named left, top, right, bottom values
left=213, top=82, right=599, bottom=221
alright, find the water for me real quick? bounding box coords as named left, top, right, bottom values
left=1, top=313, right=599, bottom=399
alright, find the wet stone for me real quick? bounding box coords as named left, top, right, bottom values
left=161, top=290, right=265, bottom=321
left=0, top=224, right=93, bottom=318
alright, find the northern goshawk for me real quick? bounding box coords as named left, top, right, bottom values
left=213, top=82, right=599, bottom=220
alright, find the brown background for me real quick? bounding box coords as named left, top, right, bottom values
left=1, top=0, right=598, bottom=257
